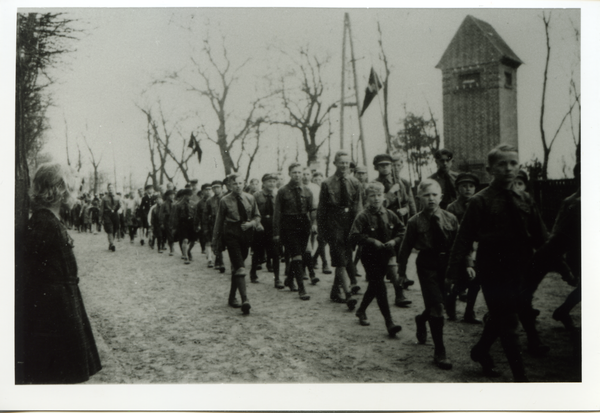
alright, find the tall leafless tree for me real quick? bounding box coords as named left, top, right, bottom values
left=272, top=47, right=338, bottom=166
left=160, top=27, right=267, bottom=176
left=539, top=12, right=580, bottom=179
left=16, top=12, right=78, bottom=247
left=82, top=132, right=103, bottom=195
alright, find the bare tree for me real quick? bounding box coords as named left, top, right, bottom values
left=16, top=12, right=78, bottom=245
left=272, top=47, right=338, bottom=166
left=82, top=132, right=103, bottom=194
left=539, top=12, right=580, bottom=179
left=160, top=27, right=267, bottom=176
left=137, top=101, right=177, bottom=187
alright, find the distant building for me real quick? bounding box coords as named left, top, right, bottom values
left=436, top=15, right=523, bottom=182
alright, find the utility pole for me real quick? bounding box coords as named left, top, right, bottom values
left=340, top=16, right=347, bottom=149
left=339, top=13, right=367, bottom=168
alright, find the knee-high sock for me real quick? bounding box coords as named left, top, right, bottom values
left=228, top=275, right=238, bottom=302
left=291, top=259, right=305, bottom=293
left=236, top=276, right=248, bottom=302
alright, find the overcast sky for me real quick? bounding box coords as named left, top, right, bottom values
left=14, top=7, right=581, bottom=191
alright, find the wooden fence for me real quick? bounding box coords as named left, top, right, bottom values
left=530, top=178, right=578, bottom=230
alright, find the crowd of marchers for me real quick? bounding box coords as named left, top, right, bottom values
left=17, top=144, right=580, bottom=384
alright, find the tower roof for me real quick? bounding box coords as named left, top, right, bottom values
left=436, top=15, right=523, bottom=70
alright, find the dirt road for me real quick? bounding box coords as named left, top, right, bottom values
left=72, top=230, right=580, bottom=384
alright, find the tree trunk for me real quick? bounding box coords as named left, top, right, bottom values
left=15, top=76, right=30, bottom=281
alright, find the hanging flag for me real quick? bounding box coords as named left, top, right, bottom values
left=188, top=132, right=203, bottom=164
left=360, top=67, right=383, bottom=117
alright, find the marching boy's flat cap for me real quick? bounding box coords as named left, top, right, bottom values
left=455, top=172, right=480, bottom=188
left=181, top=188, right=193, bottom=197
left=211, top=180, right=223, bottom=187
left=201, top=183, right=211, bottom=190
left=262, top=173, right=278, bottom=182
left=373, top=153, right=393, bottom=165
left=190, top=179, right=199, bottom=184
left=355, top=165, right=367, bottom=173
left=144, top=184, right=154, bottom=190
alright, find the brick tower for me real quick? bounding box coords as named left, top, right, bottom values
left=436, top=15, right=523, bottom=182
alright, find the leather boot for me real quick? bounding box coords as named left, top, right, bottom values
left=445, top=293, right=457, bottom=321
left=235, top=268, right=251, bottom=315
left=385, top=319, right=402, bottom=337
left=293, top=260, right=310, bottom=300
left=394, top=284, right=412, bottom=307
left=429, top=316, right=452, bottom=370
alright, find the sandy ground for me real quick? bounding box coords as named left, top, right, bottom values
left=72, top=229, right=581, bottom=384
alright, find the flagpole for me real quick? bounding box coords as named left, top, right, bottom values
left=347, top=14, right=367, bottom=168
left=340, top=14, right=348, bottom=150
left=374, top=76, right=390, bottom=154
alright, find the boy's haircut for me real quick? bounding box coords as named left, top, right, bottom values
left=31, top=162, right=77, bottom=209
left=434, top=148, right=453, bottom=160
left=227, top=173, right=240, bottom=183
left=417, top=178, right=442, bottom=195
left=312, top=171, right=323, bottom=178
left=487, top=143, right=518, bottom=166
left=334, top=150, right=350, bottom=163
left=288, top=162, right=302, bottom=173
left=365, top=181, right=385, bottom=196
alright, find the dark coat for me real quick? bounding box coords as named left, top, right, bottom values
left=16, top=209, right=101, bottom=384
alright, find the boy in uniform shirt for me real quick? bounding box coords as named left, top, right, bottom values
left=445, top=172, right=481, bottom=324
left=274, top=163, right=317, bottom=301
left=172, top=189, right=196, bottom=264
left=373, top=153, right=412, bottom=305
left=101, top=183, right=121, bottom=252
left=126, top=191, right=140, bottom=243
left=203, top=181, right=225, bottom=272
left=139, top=185, right=155, bottom=246
left=301, top=167, right=321, bottom=283
left=149, top=195, right=164, bottom=253
left=446, top=144, right=549, bottom=382
left=317, top=150, right=362, bottom=309
left=251, top=173, right=283, bottom=288
left=398, top=179, right=458, bottom=370
left=428, top=149, right=459, bottom=210
left=213, top=174, right=261, bottom=314
left=160, top=190, right=176, bottom=255
left=195, top=184, right=212, bottom=254
left=350, top=181, right=404, bottom=337
left=310, top=171, right=331, bottom=274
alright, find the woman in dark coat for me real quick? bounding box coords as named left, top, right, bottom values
left=16, top=162, right=102, bottom=384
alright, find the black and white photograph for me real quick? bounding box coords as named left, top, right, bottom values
left=4, top=0, right=600, bottom=410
